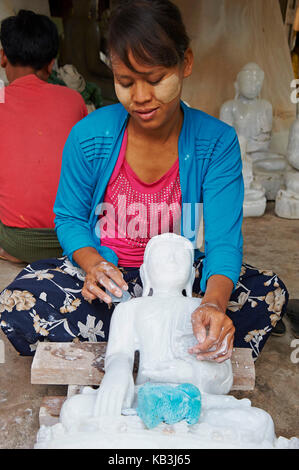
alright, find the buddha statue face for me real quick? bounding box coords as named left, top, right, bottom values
left=140, top=234, right=195, bottom=296
left=237, top=63, right=264, bottom=100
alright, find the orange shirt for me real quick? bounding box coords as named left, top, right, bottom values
left=0, top=73, right=88, bottom=228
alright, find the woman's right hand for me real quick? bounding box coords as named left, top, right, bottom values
left=82, top=259, right=129, bottom=305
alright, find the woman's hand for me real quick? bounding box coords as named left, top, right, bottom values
left=82, top=260, right=129, bottom=304
left=189, top=302, right=235, bottom=363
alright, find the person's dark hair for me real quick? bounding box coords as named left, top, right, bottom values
left=0, top=9, right=59, bottom=70
left=107, top=0, right=190, bottom=72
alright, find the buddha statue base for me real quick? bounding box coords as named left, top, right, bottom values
left=252, top=154, right=289, bottom=201
left=243, top=184, right=267, bottom=217
left=34, top=386, right=299, bottom=450
left=275, top=172, right=299, bottom=219
left=237, top=135, right=267, bottom=217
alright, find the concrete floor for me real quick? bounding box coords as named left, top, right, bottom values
left=0, top=202, right=298, bottom=449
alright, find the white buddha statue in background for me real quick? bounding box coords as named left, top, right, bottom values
left=220, top=63, right=287, bottom=202
left=34, top=233, right=299, bottom=450
left=220, top=62, right=273, bottom=159
left=286, top=118, right=299, bottom=171
left=275, top=119, right=299, bottom=219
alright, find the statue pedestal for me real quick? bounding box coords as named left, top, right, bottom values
left=275, top=172, right=299, bottom=219
left=34, top=384, right=299, bottom=450
left=243, top=185, right=267, bottom=218
left=252, top=154, right=289, bottom=201
left=274, top=119, right=299, bottom=219
left=238, top=135, right=267, bottom=217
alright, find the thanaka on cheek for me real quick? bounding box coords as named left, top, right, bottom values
left=114, top=73, right=181, bottom=109
left=154, top=73, right=181, bottom=104
left=114, top=83, right=132, bottom=109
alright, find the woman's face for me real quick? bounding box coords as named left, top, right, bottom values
left=111, top=49, right=193, bottom=130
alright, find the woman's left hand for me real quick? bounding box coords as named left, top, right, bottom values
left=188, top=302, right=235, bottom=363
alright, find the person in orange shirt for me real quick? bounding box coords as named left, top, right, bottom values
left=0, top=9, right=88, bottom=263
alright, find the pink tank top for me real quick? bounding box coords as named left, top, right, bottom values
left=100, top=129, right=182, bottom=267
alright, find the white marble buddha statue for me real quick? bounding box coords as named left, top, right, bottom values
left=35, top=234, right=299, bottom=449
left=275, top=119, right=299, bottom=219
left=220, top=63, right=273, bottom=158
left=220, top=63, right=287, bottom=201
left=286, top=118, right=299, bottom=171
left=94, top=233, right=234, bottom=418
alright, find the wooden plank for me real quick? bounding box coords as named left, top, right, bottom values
left=31, top=342, right=107, bottom=386
left=39, top=396, right=66, bottom=427
left=231, top=347, right=255, bottom=391
left=32, top=342, right=255, bottom=390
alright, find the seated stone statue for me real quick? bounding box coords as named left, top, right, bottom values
left=94, top=233, right=233, bottom=418
left=220, top=63, right=287, bottom=201
left=34, top=234, right=299, bottom=449
left=275, top=119, right=299, bottom=219
left=286, top=118, right=299, bottom=171
left=220, top=63, right=273, bottom=159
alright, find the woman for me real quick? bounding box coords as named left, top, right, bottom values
left=0, top=0, right=288, bottom=359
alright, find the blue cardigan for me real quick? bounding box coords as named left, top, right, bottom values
left=54, top=101, right=244, bottom=292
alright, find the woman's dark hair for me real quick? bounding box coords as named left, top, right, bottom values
left=0, top=9, right=59, bottom=70
left=107, top=0, right=190, bottom=71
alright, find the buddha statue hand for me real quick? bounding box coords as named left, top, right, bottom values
left=93, top=354, right=135, bottom=418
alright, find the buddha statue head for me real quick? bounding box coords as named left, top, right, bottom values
left=236, top=62, right=264, bottom=100
left=140, top=233, right=195, bottom=297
